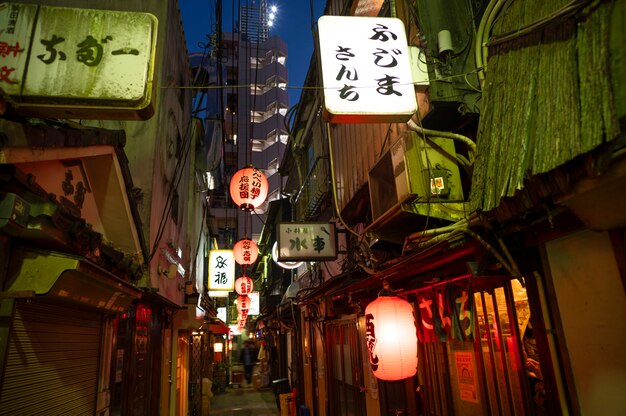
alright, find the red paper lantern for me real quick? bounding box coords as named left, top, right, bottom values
left=229, top=167, right=268, bottom=211
left=237, top=295, right=251, bottom=311
left=233, top=239, right=259, bottom=265
left=364, top=296, right=418, bottom=381
left=234, top=276, right=254, bottom=295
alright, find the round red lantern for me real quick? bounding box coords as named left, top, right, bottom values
left=364, top=295, right=418, bottom=381
left=234, top=276, right=254, bottom=295
left=236, top=295, right=251, bottom=311
left=233, top=239, right=259, bottom=265
left=229, top=167, right=268, bottom=211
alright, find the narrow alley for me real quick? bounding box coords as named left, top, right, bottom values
left=1, top=1, right=625, bottom=416
left=209, top=385, right=281, bottom=416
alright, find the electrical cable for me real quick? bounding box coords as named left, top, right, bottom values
left=487, top=0, right=593, bottom=47
left=407, top=118, right=477, bottom=160
left=148, top=40, right=214, bottom=263
left=325, top=122, right=360, bottom=239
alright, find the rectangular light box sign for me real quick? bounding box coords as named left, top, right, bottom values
left=318, top=15, right=416, bottom=123
left=0, top=3, right=157, bottom=120
left=247, top=292, right=260, bottom=316
left=277, top=222, right=337, bottom=262
left=217, top=307, right=227, bottom=323
left=208, top=250, right=234, bottom=291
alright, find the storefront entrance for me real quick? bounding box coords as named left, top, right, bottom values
left=327, top=318, right=366, bottom=416
left=416, top=276, right=544, bottom=415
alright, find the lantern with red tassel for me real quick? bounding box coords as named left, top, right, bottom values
left=229, top=167, right=268, bottom=211
left=233, top=239, right=259, bottom=266
left=234, top=276, right=254, bottom=295
left=364, top=285, right=418, bottom=381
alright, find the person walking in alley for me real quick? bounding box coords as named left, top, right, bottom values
left=239, top=340, right=258, bottom=386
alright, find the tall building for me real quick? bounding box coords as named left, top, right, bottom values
left=191, top=1, right=289, bottom=315
left=240, top=0, right=270, bottom=42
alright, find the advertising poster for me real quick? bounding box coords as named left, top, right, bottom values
left=455, top=351, right=479, bottom=403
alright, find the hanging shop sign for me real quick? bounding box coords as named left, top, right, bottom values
left=217, top=307, right=227, bottom=322
left=277, top=222, right=337, bottom=262
left=318, top=15, right=416, bottom=123
left=0, top=3, right=157, bottom=120
left=247, top=291, right=259, bottom=316
left=208, top=250, right=235, bottom=291
left=415, top=280, right=474, bottom=343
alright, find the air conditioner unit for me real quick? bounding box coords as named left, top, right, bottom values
left=368, top=131, right=465, bottom=229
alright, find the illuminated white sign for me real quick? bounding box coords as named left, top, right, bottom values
left=277, top=222, right=337, bottom=261
left=318, top=16, right=416, bottom=123
left=217, top=307, right=227, bottom=323
left=0, top=3, right=157, bottom=119
left=248, top=292, right=260, bottom=316
left=208, top=250, right=235, bottom=291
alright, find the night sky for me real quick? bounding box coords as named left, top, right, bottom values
left=179, top=0, right=326, bottom=106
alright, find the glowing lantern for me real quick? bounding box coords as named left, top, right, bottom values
left=237, top=295, right=251, bottom=311
left=364, top=295, right=418, bottom=381
left=233, top=239, right=259, bottom=265
left=235, top=276, right=254, bottom=295
left=229, top=167, right=268, bottom=211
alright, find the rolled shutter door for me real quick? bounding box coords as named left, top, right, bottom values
left=0, top=300, right=101, bottom=416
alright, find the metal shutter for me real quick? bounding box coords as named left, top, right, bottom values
left=0, top=300, right=102, bottom=416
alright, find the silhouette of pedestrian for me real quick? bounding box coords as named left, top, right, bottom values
left=239, top=340, right=258, bottom=385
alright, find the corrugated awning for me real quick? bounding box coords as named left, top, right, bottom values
left=4, top=247, right=142, bottom=313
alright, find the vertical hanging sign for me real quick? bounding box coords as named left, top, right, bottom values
left=318, top=15, right=416, bottom=123
left=208, top=250, right=235, bottom=291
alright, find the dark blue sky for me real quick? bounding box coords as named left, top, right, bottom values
left=179, top=0, right=326, bottom=106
